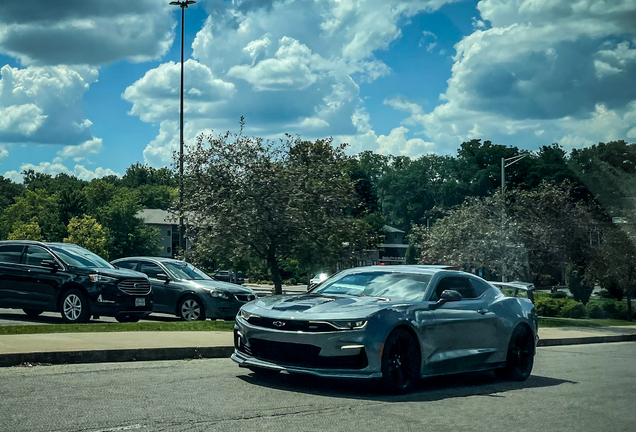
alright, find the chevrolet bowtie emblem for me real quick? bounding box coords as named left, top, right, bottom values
left=272, top=321, right=285, bottom=327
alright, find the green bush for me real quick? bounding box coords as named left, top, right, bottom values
left=549, top=291, right=568, bottom=299
left=535, top=298, right=561, bottom=317
left=602, top=301, right=618, bottom=318
left=560, top=301, right=588, bottom=319
left=615, top=302, right=635, bottom=321
left=585, top=302, right=606, bottom=319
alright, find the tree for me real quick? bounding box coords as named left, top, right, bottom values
left=0, top=176, right=25, bottom=213
left=182, top=126, right=373, bottom=294
left=509, top=181, right=596, bottom=285
left=7, top=219, right=43, bottom=241
left=0, top=189, right=65, bottom=241
left=93, top=189, right=160, bottom=259
left=565, top=263, right=594, bottom=305
left=418, top=192, right=529, bottom=280
left=586, top=226, right=635, bottom=321
left=64, top=215, right=109, bottom=258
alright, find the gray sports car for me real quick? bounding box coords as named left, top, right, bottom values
left=232, top=266, right=538, bottom=393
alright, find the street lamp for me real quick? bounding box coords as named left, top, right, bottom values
left=500, top=154, right=526, bottom=282
left=169, top=0, right=196, bottom=253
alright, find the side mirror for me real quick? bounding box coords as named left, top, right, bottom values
left=156, top=273, right=170, bottom=282
left=41, top=259, right=59, bottom=272
left=431, top=290, right=462, bottom=309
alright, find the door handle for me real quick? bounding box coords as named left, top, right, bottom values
left=477, top=308, right=491, bottom=315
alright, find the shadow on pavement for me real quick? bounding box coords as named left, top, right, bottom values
left=237, top=370, right=577, bottom=402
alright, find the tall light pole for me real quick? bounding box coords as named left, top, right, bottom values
left=169, top=0, right=195, bottom=253
left=500, top=154, right=526, bottom=281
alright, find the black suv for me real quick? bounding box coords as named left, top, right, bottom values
left=0, top=241, right=152, bottom=323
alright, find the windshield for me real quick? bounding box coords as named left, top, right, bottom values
left=163, top=262, right=212, bottom=280
left=48, top=245, right=114, bottom=269
left=314, top=271, right=432, bottom=301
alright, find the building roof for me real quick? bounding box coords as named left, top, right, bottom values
left=137, top=209, right=179, bottom=225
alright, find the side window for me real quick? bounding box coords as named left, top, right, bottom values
left=25, top=246, right=55, bottom=267
left=115, top=261, right=138, bottom=270
left=469, top=278, right=491, bottom=298
left=138, top=262, right=164, bottom=279
left=431, top=277, right=476, bottom=301
left=0, top=245, right=24, bottom=264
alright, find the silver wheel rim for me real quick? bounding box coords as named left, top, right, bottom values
left=63, top=294, right=82, bottom=321
left=181, top=299, right=201, bottom=320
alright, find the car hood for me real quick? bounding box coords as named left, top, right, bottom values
left=181, top=279, right=255, bottom=294
left=247, top=293, right=397, bottom=319
left=71, top=267, right=148, bottom=279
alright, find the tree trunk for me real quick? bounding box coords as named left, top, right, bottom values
left=268, top=248, right=283, bottom=295
left=627, top=288, right=633, bottom=322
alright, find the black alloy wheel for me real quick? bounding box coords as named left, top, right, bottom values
left=60, top=289, right=91, bottom=323
left=23, top=309, right=44, bottom=318
left=380, top=327, right=421, bottom=394
left=495, top=325, right=535, bottom=381
left=178, top=295, right=206, bottom=321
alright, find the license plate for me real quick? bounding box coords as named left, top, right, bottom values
left=135, top=298, right=145, bottom=307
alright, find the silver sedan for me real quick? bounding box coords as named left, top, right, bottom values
left=232, top=266, right=538, bottom=393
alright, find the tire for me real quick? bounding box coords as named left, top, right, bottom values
left=116, top=315, right=141, bottom=323
left=495, top=325, right=535, bottom=381
left=178, top=295, right=206, bottom=321
left=380, top=327, right=421, bottom=394
left=60, top=289, right=91, bottom=323
left=23, top=309, right=44, bottom=318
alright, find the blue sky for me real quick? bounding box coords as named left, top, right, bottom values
left=0, top=0, right=635, bottom=181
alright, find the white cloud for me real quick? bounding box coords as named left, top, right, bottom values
left=57, top=137, right=103, bottom=160
left=0, top=64, right=98, bottom=145
left=4, top=160, right=119, bottom=183
left=394, top=0, right=636, bottom=151
left=0, top=0, right=175, bottom=66
left=123, top=60, right=236, bottom=124
left=126, top=0, right=455, bottom=160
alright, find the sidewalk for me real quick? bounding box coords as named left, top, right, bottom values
left=0, top=327, right=635, bottom=367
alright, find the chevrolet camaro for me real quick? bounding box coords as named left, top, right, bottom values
left=232, top=266, right=538, bottom=393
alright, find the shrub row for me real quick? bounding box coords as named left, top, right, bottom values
left=534, top=297, right=635, bottom=320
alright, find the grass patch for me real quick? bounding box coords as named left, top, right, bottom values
left=0, top=320, right=235, bottom=336
left=539, top=317, right=636, bottom=328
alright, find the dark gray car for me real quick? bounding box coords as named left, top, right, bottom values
left=233, top=266, right=538, bottom=393
left=111, top=257, right=257, bottom=321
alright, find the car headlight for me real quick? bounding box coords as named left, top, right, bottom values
left=325, top=320, right=368, bottom=330
left=89, top=274, right=118, bottom=283
left=206, top=289, right=229, bottom=299
left=239, top=309, right=259, bottom=321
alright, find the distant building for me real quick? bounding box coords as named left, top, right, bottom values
left=136, top=209, right=185, bottom=257
left=379, top=225, right=408, bottom=265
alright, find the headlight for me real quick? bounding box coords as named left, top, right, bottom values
left=239, top=309, right=259, bottom=321
left=206, top=289, right=229, bottom=299
left=325, top=320, right=368, bottom=330
left=89, top=274, right=118, bottom=283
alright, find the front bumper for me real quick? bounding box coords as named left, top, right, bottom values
left=203, top=295, right=254, bottom=320
left=232, top=318, right=382, bottom=379
left=87, top=284, right=152, bottom=316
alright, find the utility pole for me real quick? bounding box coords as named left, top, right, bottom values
left=169, top=0, right=196, bottom=253
left=500, top=154, right=526, bottom=281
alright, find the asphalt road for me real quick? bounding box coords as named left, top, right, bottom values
left=0, top=343, right=635, bottom=432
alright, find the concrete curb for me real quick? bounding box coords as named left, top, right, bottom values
left=0, top=346, right=233, bottom=368
left=2, top=335, right=635, bottom=368
left=537, top=334, right=636, bottom=347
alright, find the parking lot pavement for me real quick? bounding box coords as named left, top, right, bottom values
left=0, top=343, right=635, bottom=432
left=0, top=308, right=181, bottom=326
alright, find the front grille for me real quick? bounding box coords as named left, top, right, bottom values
left=244, top=338, right=367, bottom=369
left=234, top=294, right=257, bottom=302
left=118, top=279, right=151, bottom=296
left=246, top=317, right=336, bottom=332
